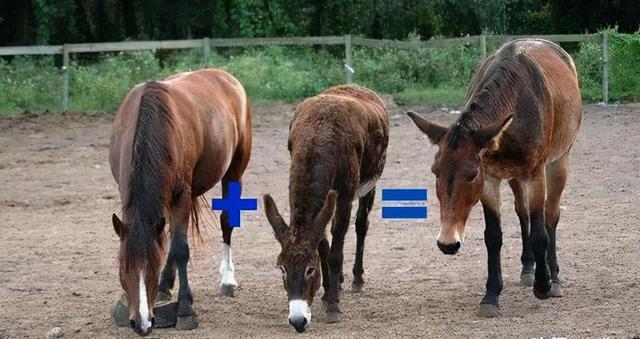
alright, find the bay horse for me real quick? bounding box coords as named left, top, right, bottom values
left=407, top=39, right=582, bottom=317
left=263, top=84, right=388, bottom=332
left=109, top=68, right=252, bottom=335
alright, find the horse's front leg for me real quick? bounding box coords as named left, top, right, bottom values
left=508, top=179, right=534, bottom=286
left=526, top=172, right=552, bottom=299
left=478, top=176, right=503, bottom=318
left=170, top=192, right=199, bottom=330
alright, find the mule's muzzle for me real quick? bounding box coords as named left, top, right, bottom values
left=289, top=316, right=308, bottom=333
left=129, top=318, right=154, bottom=336
left=437, top=240, right=460, bottom=255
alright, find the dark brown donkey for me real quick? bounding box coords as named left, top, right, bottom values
left=109, top=69, right=251, bottom=335
left=408, top=39, right=582, bottom=317
left=264, top=84, right=388, bottom=332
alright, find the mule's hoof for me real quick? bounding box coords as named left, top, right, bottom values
left=155, top=290, right=172, bottom=304
left=175, top=313, right=199, bottom=331
left=477, top=304, right=500, bottom=318
left=520, top=273, right=534, bottom=287
left=351, top=283, right=363, bottom=293
left=220, top=284, right=236, bottom=297
left=548, top=282, right=563, bottom=297
left=533, top=280, right=552, bottom=299
left=326, top=311, right=341, bottom=323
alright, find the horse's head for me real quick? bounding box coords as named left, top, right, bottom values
left=407, top=111, right=512, bottom=255
left=262, top=191, right=336, bottom=333
left=112, top=214, right=166, bottom=336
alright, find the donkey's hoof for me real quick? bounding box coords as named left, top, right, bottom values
left=325, top=304, right=342, bottom=323
left=155, top=290, right=172, bottom=304
left=175, top=313, right=199, bottom=331
left=533, top=280, right=552, bottom=299
left=220, top=284, right=236, bottom=297
left=548, top=282, right=563, bottom=297
left=520, top=273, right=534, bottom=287
left=478, top=304, right=500, bottom=318
left=351, top=282, right=363, bottom=293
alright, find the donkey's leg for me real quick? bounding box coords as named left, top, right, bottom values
left=478, top=176, right=503, bottom=318
left=352, top=188, right=375, bottom=293
left=525, top=171, right=552, bottom=299
left=319, top=238, right=331, bottom=302
left=544, top=154, right=569, bottom=298
left=170, top=192, right=198, bottom=330
left=508, top=179, right=534, bottom=286
left=219, top=178, right=239, bottom=297
left=326, top=197, right=353, bottom=323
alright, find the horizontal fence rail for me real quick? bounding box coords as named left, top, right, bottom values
left=0, top=33, right=609, bottom=110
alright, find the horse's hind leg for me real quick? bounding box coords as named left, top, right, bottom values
left=544, top=154, right=569, bottom=297
left=157, top=259, right=176, bottom=303
left=352, top=187, right=375, bottom=293
left=218, top=178, right=239, bottom=297
left=508, top=179, right=534, bottom=286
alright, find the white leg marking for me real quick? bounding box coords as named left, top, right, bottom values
left=288, top=299, right=311, bottom=325
left=219, top=243, right=237, bottom=287
left=139, top=272, right=152, bottom=332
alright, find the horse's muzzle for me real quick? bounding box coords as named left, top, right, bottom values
left=289, top=316, right=308, bottom=333
left=437, top=240, right=461, bottom=255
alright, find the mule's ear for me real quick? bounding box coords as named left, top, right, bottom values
left=112, top=213, right=125, bottom=239
left=155, top=217, right=166, bottom=238
left=473, top=114, right=514, bottom=149
left=263, top=194, right=288, bottom=246
left=312, top=190, right=337, bottom=242
left=407, top=111, right=448, bottom=144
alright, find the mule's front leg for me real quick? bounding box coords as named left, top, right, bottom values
left=478, top=176, right=503, bottom=318
left=352, top=188, right=375, bottom=293
left=326, top=200, right=352, bottom=323
left=526, top=175, right=552, bottom=299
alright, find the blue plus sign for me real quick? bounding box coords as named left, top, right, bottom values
left=212, top=182, right=258, bottom=227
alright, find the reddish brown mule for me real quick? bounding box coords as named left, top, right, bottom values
left=263, top=84, right=388, bottom=332
left=109, top=69, right=251, bottom=335
left=408, top=39, right=582, bottom=317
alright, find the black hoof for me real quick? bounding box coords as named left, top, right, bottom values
left=478, top=304, right=500, bottom=318
left=175, top=313, right=199, bottom=330
left=351, top=282, right=363, bottom=293
left=325, top=304, right=342, bottom=323
left=533, top=279, right=552, bottom=299
left=520, top=273, right=534, bottom=287
left=220, top=284, right=236, bottom=297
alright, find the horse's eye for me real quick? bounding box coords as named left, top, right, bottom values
left=305, top=266, right=316, bottom=280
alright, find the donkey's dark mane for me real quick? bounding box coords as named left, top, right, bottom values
left=447, top=44, right=547, bottom=149
left=123, top=81, right=173, bottom=272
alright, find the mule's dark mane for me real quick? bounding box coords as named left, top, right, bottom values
left=123, top=81, right=173, bottom=272
left=448, top=44, right=546, bottom=149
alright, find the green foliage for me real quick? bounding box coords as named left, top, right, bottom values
left=608, top=31, right=640, bottom=102
left=0, top=56, right=64, bottom=114
left=573, top=39, right=603, bottom=102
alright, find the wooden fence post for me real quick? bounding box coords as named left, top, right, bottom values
left=203, top=37, right=210, bottom=67
left=480, top=35, right=487, bottom=60
left=602, top=32, right=609, bottom=104
left=345, top=34, right=353, bottom=84
left=62, top=44, right=70, bottom=111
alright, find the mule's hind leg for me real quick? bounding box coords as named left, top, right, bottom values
left=544, top=154, right=569, bottom=297
left=508, top=179, right=535, bottom=286
left=169, top=190, right=199, bottom=330
left=352, top=187, right=375, bottom=293
left=218, top=178, right=239, bottom=297
left=478, top=176, right=504, bottom=318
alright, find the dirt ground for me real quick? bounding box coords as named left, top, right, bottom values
left=1, top=102, right=639, bottom=338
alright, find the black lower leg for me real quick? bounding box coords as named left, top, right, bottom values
left=352, top=190, right=374, bottom=287
left=172, top=231, right=194, bottom=317
left=318, top=238, right=330, bottom=300
left=546, top=223, right=559, bottom=283
left=481, top=205, right=503, bottom=307
left=519, top=216, right=535, bottom=276
left=327, top=204, right=351, bottom=311
left=221, top=211, right=233, bottom=245
left=158, top=259, right=176, bottom=294
left=529, top=210, right=551, bottom=296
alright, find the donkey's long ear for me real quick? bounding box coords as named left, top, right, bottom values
left=407, top=111, right=448, bottom=145
left=473, top=114, right=514, bottom=150
left=311, top=190, right=337, bottom=242
left=112, top=213, right=125, bottom=239
left=263, top=194, right=289, bottom=246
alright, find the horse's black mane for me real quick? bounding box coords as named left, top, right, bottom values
left=123, top=81, right=173, bottom=271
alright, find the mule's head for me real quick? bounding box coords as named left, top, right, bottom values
left=112, top=214, right=166, bottom=336
left=407, top=111, right=512, bottom=255
left=262, top=191, right=336, bottom=333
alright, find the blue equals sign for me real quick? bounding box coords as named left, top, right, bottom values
left=381, top=188, right=428, bottom=219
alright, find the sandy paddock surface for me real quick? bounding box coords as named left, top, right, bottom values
left=1, top=103, right=639, bottom=338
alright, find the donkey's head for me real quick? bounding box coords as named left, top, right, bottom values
left=407, top=111, right=512, bottom=255
left=112, top=214, right=166, bottom=336
left=262, top=191, right=336, bottom=333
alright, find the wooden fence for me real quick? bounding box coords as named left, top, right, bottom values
left=0, top=33, right=609, bottom=110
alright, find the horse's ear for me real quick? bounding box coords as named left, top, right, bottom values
left=312, top=190, right=337, bottom=243
left=112, top=213, right=125, bottom=239
left=407, top=111, right=448, bottom=145
left=473, top=114, right=514, bottom=150
left=263, top=194, right=289, bottom=246
left=155, top=217, right=166, bottom=238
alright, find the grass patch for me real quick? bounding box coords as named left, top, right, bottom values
left=395, top=86, right=466, bottom=107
